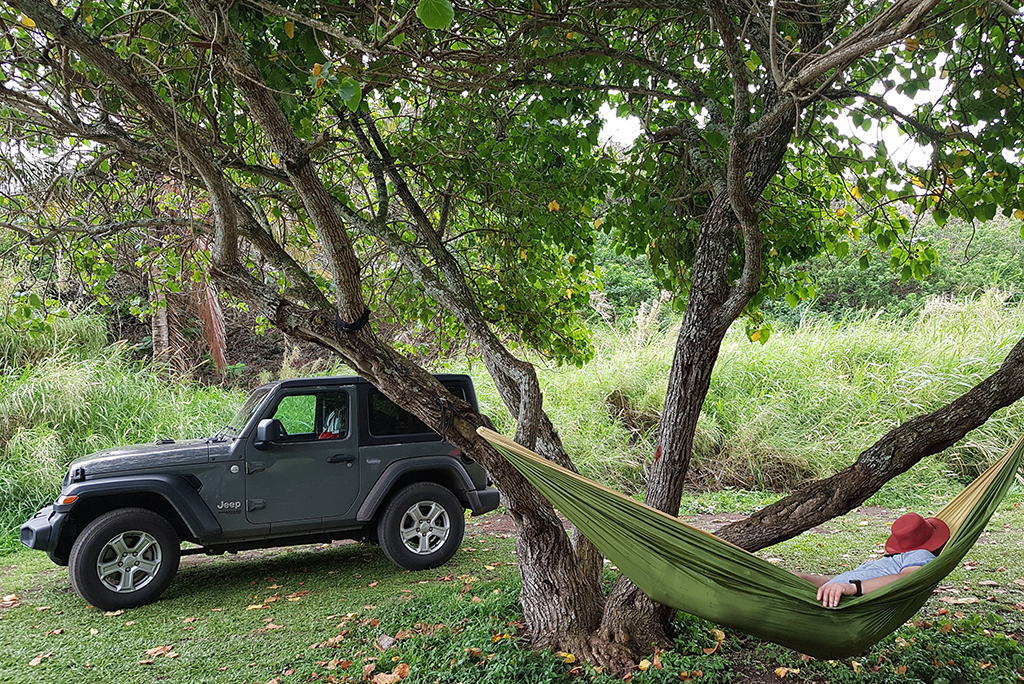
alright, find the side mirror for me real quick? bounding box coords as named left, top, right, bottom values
left=254, top=418, right=282, bottom=450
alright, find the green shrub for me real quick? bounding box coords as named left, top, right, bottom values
left=0, top=343, right=239, bottom=548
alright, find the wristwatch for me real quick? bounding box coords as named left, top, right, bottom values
left=850, top=579, right=863, bottom=596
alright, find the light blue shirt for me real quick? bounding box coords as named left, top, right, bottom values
left=826, top=549, right=936, bottom=585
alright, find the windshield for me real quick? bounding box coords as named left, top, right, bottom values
left=222, top=386, right=273, bottom=437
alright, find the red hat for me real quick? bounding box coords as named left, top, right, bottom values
left=885, top=513, right=950, bottom=554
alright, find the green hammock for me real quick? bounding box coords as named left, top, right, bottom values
left=479, top=427, right=1024, bottom=658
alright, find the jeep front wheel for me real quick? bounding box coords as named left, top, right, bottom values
left=69, top=508, right=180, bottom=610
left=377, top=483, right=464, bottom=571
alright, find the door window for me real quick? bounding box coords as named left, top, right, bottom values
left=271, top=391, right=349, bottom=441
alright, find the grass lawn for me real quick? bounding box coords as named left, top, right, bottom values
left=3, top=500, right=1024, bottom=684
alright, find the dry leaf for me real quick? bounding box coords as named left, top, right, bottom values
left=978, top=580, right=999, bottom=586
left=1, top=594, right=21, bottom=608
left=44, top=628, right=64, bottom=636
left=363, top=662, right=376, bottom=679
left=29, top=652, right=52, bottom=666
left=138, top=659, right=155, bottom=665
left=104, top=609, right=123, bottom=617
left=638, top=659, right=651, bottom=671
left=146, top=645, right=175, bottom=657
left=940, top=597, right=980, bottom=605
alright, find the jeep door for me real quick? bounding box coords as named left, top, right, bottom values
left=245, top=388, right=360, bottom=531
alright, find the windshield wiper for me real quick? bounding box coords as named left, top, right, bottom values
left=207, top=425, right=237, bottom=443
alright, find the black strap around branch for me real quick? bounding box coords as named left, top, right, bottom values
left=336, top=308, right=371, bottom=333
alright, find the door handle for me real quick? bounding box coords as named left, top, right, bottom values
left=326, top=454, right=356, bottom=464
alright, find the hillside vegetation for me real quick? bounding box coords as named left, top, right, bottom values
left=3, top=288, right=1023, bottom=551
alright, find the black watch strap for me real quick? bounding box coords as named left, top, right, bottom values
left=850, top=579, right=863, bottom=596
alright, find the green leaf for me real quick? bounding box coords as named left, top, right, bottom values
left=416, top=0, right=454, bottom=30
left=338, top=78, right=363, bottom=111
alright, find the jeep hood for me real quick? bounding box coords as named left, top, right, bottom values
left=69, top=439, right=232, bottom=477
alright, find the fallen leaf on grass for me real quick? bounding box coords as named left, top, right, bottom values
left=940, top=597, right=980, bottom=605
left=323, top=659, right=353, bottom=670
left=371, top=662, right=411, bottom=684
left=1, top=594, right=21, bottom=608
left=145, top=645, right=177, bottom=658
left=138, top=659, right=155, bottom=665
left=104, top=610, right=123, bottom=617
left=978, top=580, right=999, bottom=586
left=44, top=628, right=64, bottom=636
left=29, top=652, right=52, bottom=666
left=363, top=663, right=376, bottom=680
left=774, top=666, right=799, bottom=677
left=35, top=606, right=51, bottom=612
left=247, top=604, right=267, bottom=610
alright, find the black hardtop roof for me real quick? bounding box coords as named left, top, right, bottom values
left=260, top=373, right=472, bottom=391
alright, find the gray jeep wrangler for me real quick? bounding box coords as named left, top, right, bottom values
left=21, top=374, right=499, bottom=610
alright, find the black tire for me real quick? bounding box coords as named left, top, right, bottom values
left=377, top=483, right=465, bottom=571
left=68, top=508, right=180, bottom=610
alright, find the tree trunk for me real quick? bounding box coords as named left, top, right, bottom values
left=599, top=195, right=741, bottom=653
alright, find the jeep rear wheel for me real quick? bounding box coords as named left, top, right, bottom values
left=69, top=508, right=180, bottom=610
left=377, top=483, right=464, bottom=571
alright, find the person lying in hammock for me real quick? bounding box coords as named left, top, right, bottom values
left=794, top=512, right=950, bottom=607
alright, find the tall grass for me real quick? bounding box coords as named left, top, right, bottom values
left=5, top=292, right=1024, bottom=548
left=0, top=319, right=240, bottom=548
left=478, top=290, right=1024, bottom=508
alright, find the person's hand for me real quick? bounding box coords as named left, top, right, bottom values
left=817, top=582, right=854, bottom=608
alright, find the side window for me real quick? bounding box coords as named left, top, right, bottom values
left=271, top=391, right=349, bottom=442
left=272, top=394, right=317, bottom=440
left=367, top=384, right=466, bottom=437
left=318, top=392, right=349, bottom=440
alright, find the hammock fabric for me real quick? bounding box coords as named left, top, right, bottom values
left=479, top=427, right=1024, bottom=658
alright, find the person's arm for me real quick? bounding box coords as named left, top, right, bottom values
left=816, top=565, right=923, bottom=607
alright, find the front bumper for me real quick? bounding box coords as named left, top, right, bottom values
left=20, top=506, right=68, bottom=565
